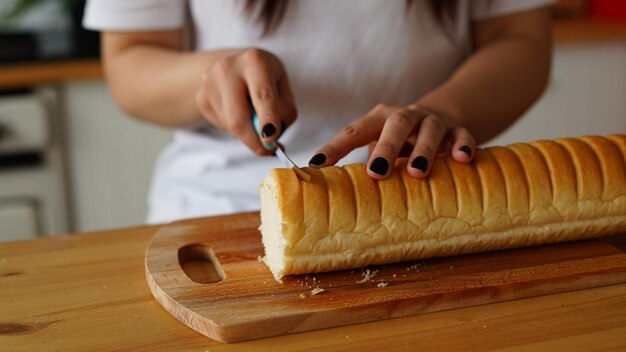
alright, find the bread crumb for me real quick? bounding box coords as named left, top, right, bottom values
left=449, top=265, right=454, bottom=269
left=257, top=255, right=265, bottom=263
left=299, top=293, right=307, bottom=299
left=377, top=282, right=388, bottom=288
left=310, top=287, right=325, bottom=295
left=392, top=274, right=397, bottom=278
left=409, top=262, right=423, bottom=271
left=356, top=269, right=379, bottom=283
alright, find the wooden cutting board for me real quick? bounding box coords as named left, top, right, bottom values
left=145, top=211, right=626, bottom=343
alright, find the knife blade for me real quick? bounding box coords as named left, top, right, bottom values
left=251, top=108, right=311, bottom=182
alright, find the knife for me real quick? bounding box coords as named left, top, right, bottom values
left=251, top=107, right=311, bottom=182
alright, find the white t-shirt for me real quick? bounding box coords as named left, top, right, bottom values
left=84, top=0, right=552, bottom=224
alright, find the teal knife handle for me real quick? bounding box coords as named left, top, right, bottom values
left=251, top=104, right=277, bottom=150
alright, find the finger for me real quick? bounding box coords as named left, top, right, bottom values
left=437, top=135, right=454, bottom=154
left=449, top=126, right=477, bottom=163
left=407, top=114, right=449, bottom=178
left=309, top=114, right=385, bottom=167
left=276, top=74, right=298, bottom=138
left=195, top=88, right=222, bottom=129
left=367, top=109, right=422, bottom=179
left=221, top=76, right=272, bottom=156
left=244, top=53, right=287, bottom=145
left=197, top=70, right=230, bottom=130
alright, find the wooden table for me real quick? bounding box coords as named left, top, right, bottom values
left=0, top=59, right=102, bottom=89
left=552, top=17, right=626, bottom=44
left=1, top=218, right=626, bottom=351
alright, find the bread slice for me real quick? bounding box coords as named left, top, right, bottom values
left=259, top=135, right=626, bottom=281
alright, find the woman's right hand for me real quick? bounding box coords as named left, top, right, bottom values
left=195, top=48, right=297, bottom=155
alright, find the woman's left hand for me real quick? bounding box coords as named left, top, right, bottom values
left=308, top=103, right=477, bottom=180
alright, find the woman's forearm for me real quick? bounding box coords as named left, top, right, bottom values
left=416, top=9, right=552, bottom=144
left=102, top=31, right=239, bottom=127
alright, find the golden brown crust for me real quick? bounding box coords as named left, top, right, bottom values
left=556, top=138, right=603, bottom=202
left=319, top=166, right=356, bottom=234
left=266, top=168, right=303, bottom=255
left=473, top=148, right=509, bottom=230
left=344, top=163, right=382, bottom=234
left=260, top=135, right=626, bottom=279
left=300, top=167, right=327, bottom=245
left=485, top=146, right=530, bottom=225
left=400, top=158, right=434, bottom=232
left=428, top=157, right=457, bottom=219
left=378, top=159, right=408, bottom=228
left=608, top=134, right=626, bottom=166
left=531, top=140, right=578, bottom=220
left=444, top=154, right=483, bottom=226
left=508, top=142, right=562, bottom=224
left=580, top=136, right=626, bottom=200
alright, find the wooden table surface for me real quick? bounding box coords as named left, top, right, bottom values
left=0, top=59, right=102, bottom=89
left=2, top=219, right=626, bottom=352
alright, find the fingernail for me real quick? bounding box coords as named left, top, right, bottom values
left=411, top=156, right=428, bottom=173
left=370, top=157, right=389, bottom=175
left=308, top=153, right=326, bottom=166
left=460, top=145, right=472, bottom=157
left=262, top=123, right=276, bottom=138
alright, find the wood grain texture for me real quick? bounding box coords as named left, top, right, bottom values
left=145, top=212, right=626, bottom=343
left=553, top=18, right=626, bottom=45
left=0, top=59, right=102, bottom=89
left=1, top=218, right=626, bottom=351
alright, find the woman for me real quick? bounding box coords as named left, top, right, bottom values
left=84, top=0, right=553, bottom=223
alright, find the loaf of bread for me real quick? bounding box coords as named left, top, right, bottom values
left=259, top=135, right=626, bottom=280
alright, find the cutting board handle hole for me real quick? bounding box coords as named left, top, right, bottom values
left=178, top=244, right=224, bottom=284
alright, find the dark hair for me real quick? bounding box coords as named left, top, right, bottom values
left=244, top=0, right=459, bottom=36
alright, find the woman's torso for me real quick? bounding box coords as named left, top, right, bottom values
left=149, top=0, right=472, bottom=223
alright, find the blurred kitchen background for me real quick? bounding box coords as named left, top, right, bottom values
left=0, top=0, right=625, bottom=242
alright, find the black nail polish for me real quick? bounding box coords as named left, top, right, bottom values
left=370, top=157, right=389, bottom=175
left=460, top=145, right=472, bottom=157
left=309, top=153, right=326, bottom=166
left=411, top=156, right=428, bottom=173
left=262, top=123, right=276, bottom=138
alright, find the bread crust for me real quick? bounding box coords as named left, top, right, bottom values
left=260, top=135, right=626, bottom=279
